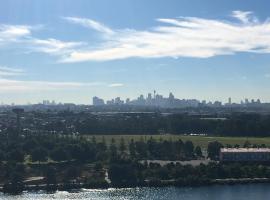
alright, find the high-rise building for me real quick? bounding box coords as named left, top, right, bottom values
left=228, top=97, right=232, bottom=105
left=93, top=96, right=105, bottom=106
left=115, top=97, right=124, bottom=105
left=147, top=93, right=152, bottom=100
left=169, top=92, right=174, bottom=100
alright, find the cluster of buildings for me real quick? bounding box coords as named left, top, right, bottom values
left=93, top=91, right=200, bottom=108
left=42, top=100, right=57, bottom=106
left=220, top=148, right=270, bottom=162
left=0, top=92, right=264, bottom=109
left=92, top=91, right=263, bottom=108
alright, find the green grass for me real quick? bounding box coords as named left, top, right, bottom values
left=83, top=135, right=270, bottom=149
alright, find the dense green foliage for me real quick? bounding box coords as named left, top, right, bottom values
left=69, top=112, right=270, bottom=136
left=108, top=159, right=270, bottom=187
left=1, top=131, right=270, bottom=194
left=0, top=134, right=202, bottom=165
left=3, top=110, right=270, bottom=136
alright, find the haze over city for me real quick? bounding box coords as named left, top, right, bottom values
left=1, top=0, right=270, bottom=104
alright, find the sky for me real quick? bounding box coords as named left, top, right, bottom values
left=1, top=0, right=270, bottom=104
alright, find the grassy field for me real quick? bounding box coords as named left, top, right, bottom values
left=84, top=135, right=270, bottom=149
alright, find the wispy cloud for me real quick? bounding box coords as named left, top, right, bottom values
left=61, top=11, right=270, bottom=62
left=63, top=17, right=115, bottom=35
left=0, top=66, right=25, bottom=77
left=0, top=25, right=31, bottom=43
left=0, top=67, right=122, bottom=92
left=28, top=38, right=84, bottom=55
left=0, top=23, right=85, bottom=56
left=0, top=78, right=104, bottom=92
left=231, top=10, right=257, bottom=24
left=108, top=83, right=124, bottom=87
left=2, top=11, right=270, bottom=63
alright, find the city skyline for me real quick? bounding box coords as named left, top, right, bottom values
left=93, top=91, right=263, bottom=107
left=0, top=90, right=264, bottom=106
left=1, top=0, right=270, bottom=104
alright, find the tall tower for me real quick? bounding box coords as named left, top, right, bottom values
left=228, top=97, right=232, bottom=105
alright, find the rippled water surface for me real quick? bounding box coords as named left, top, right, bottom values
left=1, top=184, right=270, bottom=200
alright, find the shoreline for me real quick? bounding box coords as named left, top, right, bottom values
left=2, top=178, right=270, bottom=194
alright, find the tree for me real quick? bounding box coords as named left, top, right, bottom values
left=129, top=139, right=136, bottom=158
left=7, top=149, right=24, bottom=162
left=91, top=136, right=97, bottom=144
left=243, top=140, right=251, bottom=148
left=195, top=146, right=203, bottom=157
left=108, top=162, right=137, bottom=186
left=110, top=138, right=118, bottom=161
left=207, top=141, right=223, bottom=160
left=44, top=166, right=56, bottom=184
left=135, top=139, right=147, bottom=159
left=50, top=147, right=69, bottom=162
left=175, top=139, right=184, bottom=159
left=184, top=141, right=194, bottom=158
left=68, top=144, right=84, bottom=161
left=0, top=150, right=5, bottom=161
left=64, top=166, right=80, bottom=181
left=31, top=148, right=48, bottom=163
left=23, top=138, right=38, bottom=152
left=119, top=137, right=126, bottom=153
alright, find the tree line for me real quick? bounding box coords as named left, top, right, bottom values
left=4, top=110, right=270, bottom=136
left=108, top=159, right=270, bottom=187
left=36, top=112, right=270, bottom=136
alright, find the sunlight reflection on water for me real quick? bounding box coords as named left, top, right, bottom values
left=1, top=184, right=270, bottom=200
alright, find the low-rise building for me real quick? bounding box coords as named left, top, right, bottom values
left=220, top=148, right=270, bottom=162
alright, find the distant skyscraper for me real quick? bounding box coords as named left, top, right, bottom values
left=169, top=92, right=174, bottom=100
left=228, top=97, right=232, bottom=105
left=91, top=92, right=264, bottom=109
left=115, top=97, right=124, bottom=105
left=93, top=96, right=105, bottom=106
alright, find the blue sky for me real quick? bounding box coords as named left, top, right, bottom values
left=1, top=0, right=270, bottom=104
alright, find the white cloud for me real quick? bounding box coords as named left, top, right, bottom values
left=0, top=25, right=31, bottom=42
left=63, top=17, right=115, bottom=35
left=0, top=65, right=122, bottom=92
left=0, top=23, right=85, bottom=56
left=108, top=83, right=124, bottom=87
left=0, top=66, right=25, bottom=77
left=231, top=10, right=257, bottom=24
left=61, top=11, right=270, bottom=62
left=0, top=78, right=104, bottom=92
left=2, top=11, right=270, bottom=63
left=0, top=65, right=104, bottom=92
left=28, top=38, right=84, bottom=55
left=0, top=70, right=122, bottom=92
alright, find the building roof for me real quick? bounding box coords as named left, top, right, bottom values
left=221, top=148, right=270, bottom=153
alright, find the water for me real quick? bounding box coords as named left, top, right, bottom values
left=1, top=184, right=270, bottom=200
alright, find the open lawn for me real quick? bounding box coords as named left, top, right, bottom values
left=84, top=135, right=270, bottom=149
